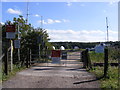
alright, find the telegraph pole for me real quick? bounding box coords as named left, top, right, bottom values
left=26, top=1, right=29, bottom=24
left=106, top=17, right=109, bottom=42
left=41, top=16, right=43, bottom=29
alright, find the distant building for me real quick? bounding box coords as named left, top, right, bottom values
left=74, top=46, right=79, bottom=50
left=60, top=46, right=65, bottom=50
left=52, top=46, right=55, bottom=50
left=95, top=43, right=105, bottom=53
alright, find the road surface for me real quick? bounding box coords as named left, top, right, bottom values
left=2, top=51, right=100, bottom=88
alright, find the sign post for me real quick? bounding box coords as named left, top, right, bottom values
left=17, top=24, right=20, bottom=61
left=10, top=40, right=13, bottom=71
left=6, top=25, right=16, bottom=71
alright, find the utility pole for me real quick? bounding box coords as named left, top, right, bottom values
left=39, top=16, right=43, bottom=60
left=41, top=16, right=43, bottom=29
left=106, top=17, right=109, bottom=42
left=26, top=1, right=29, bottom=24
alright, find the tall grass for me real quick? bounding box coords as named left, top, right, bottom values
left=89, top=48, right=119, bottom=89
left=89, top=51, right=104, bottom=63
left=2, top=64, right=26, bottom=82
left=90, top=66, right=118, bottom=88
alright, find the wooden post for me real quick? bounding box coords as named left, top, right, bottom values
left=10, top=40, right=13, bottom=71
left=86, top=49, right=92, bottom=69
left=4, top=48, right=8, bottom=75
left=26, top=48, right=29, bottom=68
left=81, top=51, right=87, bottom=68
left=104, top=48, right=108, bottom=78
left=30, top=49, right=31, bottom=66
left=118, top=48, right=120, bottom=89
left=84, top=50, right=88, bottom=68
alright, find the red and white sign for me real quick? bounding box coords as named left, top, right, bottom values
left=6, top=25, right=16, bottom=32
left=51, top=50, right=61, bottom=64
left=51, top=50, right=61, bottom=57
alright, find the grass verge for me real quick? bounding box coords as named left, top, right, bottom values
left=89, top=66, right=118, bottom=89
left=2, top=64, right=27, bottom=82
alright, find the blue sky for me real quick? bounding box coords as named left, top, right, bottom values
left=1, top=2, right=118, bottom=42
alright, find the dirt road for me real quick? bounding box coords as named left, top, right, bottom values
left=2, top=52, right=100, bottom=88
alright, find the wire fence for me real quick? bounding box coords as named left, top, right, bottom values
left=81, top=46, right=120, bottom=88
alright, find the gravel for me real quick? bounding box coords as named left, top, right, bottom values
left=2, top=52, right=100, bottom=88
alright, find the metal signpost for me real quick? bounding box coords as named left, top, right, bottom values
left=6, top=25, right=16, bottom=71
left=17, top=24, right=21, bottom=61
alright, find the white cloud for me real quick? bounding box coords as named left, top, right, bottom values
left=46, top=29, right=118, bottom=42
left=38, top=19, right=69, bottom=24
left=38, top=20, right=47, bottom=24
left=47, top=19, right=54, bottom=24
left=34, top=14, right=40, bottom=17
left=54, top=20, right=61, bottom=23
left=7, top=8, right=22, bottom=15
left=0, top=22, right=4, bottom=25
left=67, top=2, right=72, bottom=6
left=62, top=19, right=70, bottom=23
left=108, top=0, right=119, bottom=5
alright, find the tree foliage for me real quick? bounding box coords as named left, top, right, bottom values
left=2, top=15, right=52, bottom=64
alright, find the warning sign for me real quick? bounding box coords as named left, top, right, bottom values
left=51, top=50, right=61, bottom=57
left=51, top=50, right=61, bottom=64
left=6, top=25, right=16, bottom=32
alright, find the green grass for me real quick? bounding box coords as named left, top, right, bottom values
left=89, top=50, right=119, bottom=89
left=2, top=64, right=26, bottom=82
left=89, top=51, right=104, bottom=63
left=90, top=66, right=118, bottom=89
left=0, top=71, right=2, bottom=83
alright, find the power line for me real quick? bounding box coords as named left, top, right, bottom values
left=106, top=17, right=109, bottom=42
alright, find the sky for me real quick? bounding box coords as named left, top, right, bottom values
left=1, top=1, right=118, bottom=42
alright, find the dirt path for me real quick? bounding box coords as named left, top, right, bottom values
left=2, top=52, right=100, bottom=88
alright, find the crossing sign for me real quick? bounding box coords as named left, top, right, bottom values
left=51, top=50, right=61, bottom=57
left=6, top=25, right=16, bottom=32
left=51, top=50, right=61, bottom=64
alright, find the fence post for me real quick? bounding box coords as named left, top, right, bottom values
left=81, top=51, right=87, bottom=68
left=30, top=49, right=31, bottom=66
left=86, top=49, right=92, bottom=69
left=118, top=48, right=120, bottom=89
left=104, top=48, right=108, bottom=78
left=4, top=48, right=8, bottom=75
left=26, top=48, right=29, bottom=68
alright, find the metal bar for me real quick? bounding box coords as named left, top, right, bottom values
left=10, top=40, right=13, bottom=71
left=0, top=54, right=5, bottom=60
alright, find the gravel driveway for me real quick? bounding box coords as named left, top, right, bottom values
left=2, top=52, right=100, bottom=88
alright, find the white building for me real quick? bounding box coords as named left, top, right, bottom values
left=52, top=46, right=55, bottom=50
left=95, top=43, right=105, bottom=53
left=74, top=46, right=79, bottom=50
left=60, top=46, right=65, bottom=50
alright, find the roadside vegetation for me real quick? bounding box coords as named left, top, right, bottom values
left=2, top=65, right=26, bottom=82
left=89, top=47, right=119, bottom=89
left=2, top=15, right=53, bottom=82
